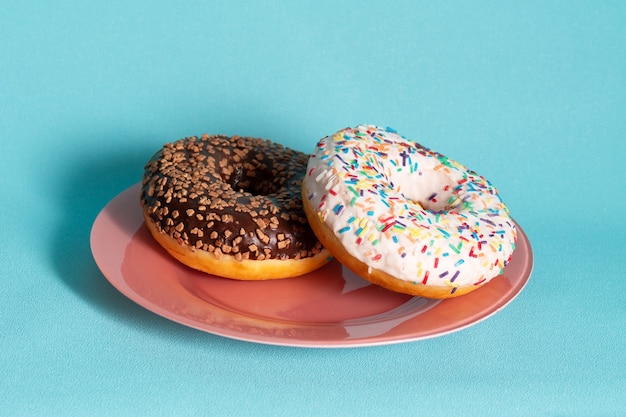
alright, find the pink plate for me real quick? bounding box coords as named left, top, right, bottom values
left=90, top=184, right=533, bottom=347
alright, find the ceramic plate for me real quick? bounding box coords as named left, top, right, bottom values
left=90, top=184, right=533, bottom=347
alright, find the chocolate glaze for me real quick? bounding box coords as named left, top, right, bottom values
left=140, top=134, right=324, bottom=261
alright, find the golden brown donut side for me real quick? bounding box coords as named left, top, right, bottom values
left=144, top=213, right=331, bottom=280
left=302, top=184, right=481, bottom=298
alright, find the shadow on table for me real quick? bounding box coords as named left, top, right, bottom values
left=49, top=133, right=219, bottom=344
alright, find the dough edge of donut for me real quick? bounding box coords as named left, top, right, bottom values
left=144, top=213, right=332, bottom=280
left=302, top=184, right=488, bottom=299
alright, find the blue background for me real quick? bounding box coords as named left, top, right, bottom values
left=1, top=1, right=624, bottom=416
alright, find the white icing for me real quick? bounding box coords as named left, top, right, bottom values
left=304, top=125, right=517, bottom=294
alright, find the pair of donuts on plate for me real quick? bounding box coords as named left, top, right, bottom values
left=141, top=125, right=517, bottom=298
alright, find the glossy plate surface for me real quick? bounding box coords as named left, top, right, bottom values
left=90, top=184, right=533, bottom=347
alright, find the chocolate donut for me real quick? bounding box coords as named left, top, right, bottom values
left=141, top=134, right=330, bottom=280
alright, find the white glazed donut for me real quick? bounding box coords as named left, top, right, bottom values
left=302, top=125, right=518, bottom=298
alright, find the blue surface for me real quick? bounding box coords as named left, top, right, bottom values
left=1, top=1, right=625, bottom=416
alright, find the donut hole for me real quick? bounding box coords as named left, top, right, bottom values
left=222, top=162, right=282, bottom=196
left=397, top=169, right=456, bottom=213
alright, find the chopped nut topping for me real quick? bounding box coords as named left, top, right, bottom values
left=140, top=134, right=323, bottom=261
